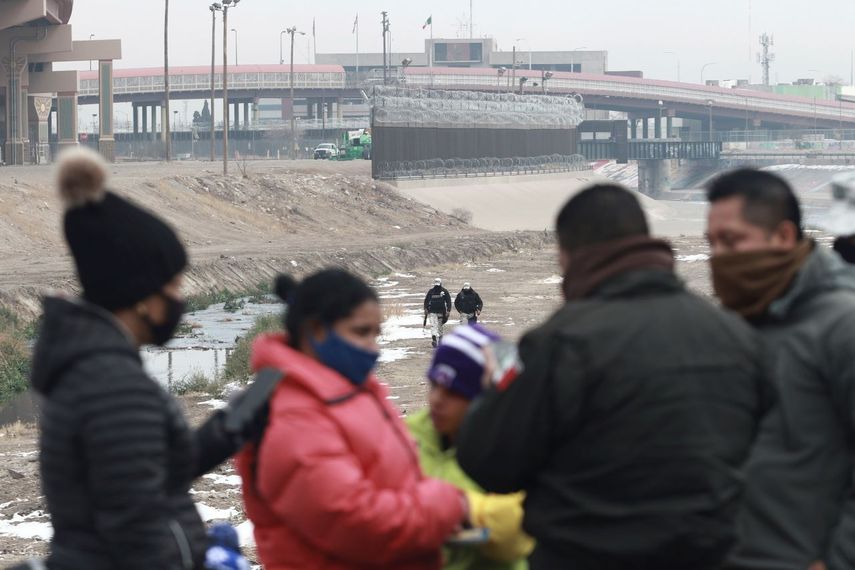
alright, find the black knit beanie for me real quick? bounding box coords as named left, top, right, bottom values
left=58, top=147, right=188, bottom=311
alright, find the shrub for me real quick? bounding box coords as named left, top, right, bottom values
left=222, top=313, right=282, bottom=384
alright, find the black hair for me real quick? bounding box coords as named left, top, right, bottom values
left=275, top=268, right=379, bottom=347
left=556, top=184, right=649, bottom=252
left=706, top=169, right=804, bottom=240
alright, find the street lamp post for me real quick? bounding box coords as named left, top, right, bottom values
left=657, top=100, right=664, bottom=138
left=665, top=51, right=680, bottom=82
left=280, top=30, right=287, bottom=64
left=700, top=62, right=717, bottom=85
left=222, top=0, right=241, bottom=176
left=286, top=26, right=306, bottom=159
left=570, top=46, right=587, bottom=73
left=232, top=28, right=238, bottom=66
left=515, top=38, right=531, bottom=70
left=164, top=0, right=171, bottom=162
left=210, top=3, right=222, bottom=162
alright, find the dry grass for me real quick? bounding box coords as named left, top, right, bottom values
left=0, top=420, right=36, bottom=438
left=383, top=301, right=407, bottom=320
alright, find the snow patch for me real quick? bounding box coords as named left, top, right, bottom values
left=379, top=347, right=414, bottom=364
left=203, top=474, right=243, bottom=486
left=0, top=511, right=53, bottom=540
left=236, top=519, right=255, bottom=548
left=486, top=268, right=506, bottom=273
left=380, top=313, right=426, bottom=344
left=540, top=275, right=563, bottom=285
left=393, top=273, right=415, bottom=279
left=196, top=503, right=238, bottom=522
left=676, top=254, right=709, bottom=263
left=199, top=399, right=227, bottom=410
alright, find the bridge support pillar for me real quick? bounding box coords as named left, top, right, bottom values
left=642, top=118, right=649, bottom=139
left=31, top=95, right=52, bottom=164
left=133, top=103, right=139, bottom=134
left=243, top=102, right=250, bottom=130
left=638, top=159, right=671, bottom=199
left=56, top=91, right=79, bottom=152
left=2, top=55, right=28, bottom=164
left=666, top=116, right=673, bottom=139
left=336, top=97, right=343, bottom=121
left=630, top=118, right=638, bottom=139
left=233, top=102, right=240, bottom=131
left=654, top=117, right=662, bottom=139
left=98, top=59, right=115, bottom=162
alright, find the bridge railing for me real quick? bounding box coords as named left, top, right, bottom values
left=403, top=72, right=855, bottom=123
left=80, top=70, right=347, bottom=97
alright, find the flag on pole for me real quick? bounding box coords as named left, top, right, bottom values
left=352, top=14, right=358, bottom=34
left=422, top=15, right=432, bottom=30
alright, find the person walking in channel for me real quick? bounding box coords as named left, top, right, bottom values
left=235, top=269, right=468, bottom=570
left=457, top=184, right=769, bottom=570
left=28, top=148, right=271, bottom=570
left=706, top=169, right=855, bottom=570
left=823, top=172, right=855, bottom=264
left=454, top=283, right=483, bottom=325
left=424, top=278, right=452, bottom=347
left=407, top=325, right=534, bottom=570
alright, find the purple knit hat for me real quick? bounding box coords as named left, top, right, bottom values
left=427, top=324, right=501, bottom=400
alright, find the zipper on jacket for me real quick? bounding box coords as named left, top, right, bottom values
left=168, top=519, right=194, bottom=570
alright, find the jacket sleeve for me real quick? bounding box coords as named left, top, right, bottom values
left=458, top=330, right=585, bottom=493
left=424, top=291, right=431, bottom=313
left=823, top=311, right=855, bottom=570
left=257, top=406, right=465, bottom=565
left=78, top=375, right=177, bottom=569
left=444, top=289, right=452, bottom=312
left=474, top=292, right=483, bottom=312
left=454, top=293, right=463, bottom=313
left=465, top=490, right=534, bottom=562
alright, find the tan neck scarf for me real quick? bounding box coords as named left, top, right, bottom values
left=710, top=239, right=814, bottom=319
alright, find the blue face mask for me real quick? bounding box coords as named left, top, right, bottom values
left=311, top=329, right=379, bottom=386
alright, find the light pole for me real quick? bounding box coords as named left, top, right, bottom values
left=515, top=38, right=531, bottom=70
left=91, top=113, right=98, bottom=135
left=232, top=28, right=238, bottom=66
left=570, top=46, right=587, bottom=73
left=164, top=0, right=171, bottom=162
left=542, top=70, right=553, bottom=94
left=700, top=62, right=717, bottom=85
left=210, top=3, right=222, bottom=162
left=89, top=34, right=95, bottom=71
left=280, top=30, right=287, bottom=64
left=286, top=26, right=306, bottom=158
left=665, top=51, right=680, bottom=82
left=657, top=100, right=664, bottom=138
left=222, top=0, right=241, bottom=176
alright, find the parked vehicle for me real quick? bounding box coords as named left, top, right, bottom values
left=313, top=143, right=339, bottom=160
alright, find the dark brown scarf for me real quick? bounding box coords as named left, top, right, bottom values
left=710, top=239, right=814, bottom=319
left=562, top=235, right=675, bottom=301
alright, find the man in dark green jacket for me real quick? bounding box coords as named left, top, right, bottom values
left=457, top=184, right=769, bottom=570
left=707, top=169, right=855, bottom=570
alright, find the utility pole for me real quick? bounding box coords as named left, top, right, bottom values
left=286, top=27, right=305, bottom=159
left=223, top=0, right=240, bottom=175
left=470, top=0, right=473, bottom=39
left=164, top=0, right=171, bottom=162
left=210, top=3, right=221, bottom=162
left=758, top=33, right=775, bottom=87
left=381, top=12, right=389, bottom=85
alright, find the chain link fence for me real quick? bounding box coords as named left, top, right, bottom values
left=375, top=154, right=590, bottom=180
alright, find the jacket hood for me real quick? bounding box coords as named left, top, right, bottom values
left=406, top=408, right=444, bottom=456
left=31, top=296, right=139, bottom=395
left=250, top=333, right=384, bottom=404
left=769, top=245, right=855, bottom=320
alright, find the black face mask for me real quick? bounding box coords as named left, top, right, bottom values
left=143, top=293, right=186, bottom=346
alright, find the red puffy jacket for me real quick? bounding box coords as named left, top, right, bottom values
left=235, top=334, right=465, bottom=570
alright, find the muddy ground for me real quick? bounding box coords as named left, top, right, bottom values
left=0, top=234, right=713, bottom=565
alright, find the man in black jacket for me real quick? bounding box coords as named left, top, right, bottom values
left=424, top=278, right=452, bottom=347
left=457, top=184, right=769, bottom=570
left=707, top=169, right=855, bottom=570
left=454, top=283, right=483, bottom=324
left=26, top=148, right=270, bottom=570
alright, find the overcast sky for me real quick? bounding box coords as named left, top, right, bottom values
left=65, top=0, right=854, bottom=85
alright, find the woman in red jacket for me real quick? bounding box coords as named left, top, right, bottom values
left=236, top=269, right=468, bottom=570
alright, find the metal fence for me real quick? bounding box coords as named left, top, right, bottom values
left=374, top=154, right=590, bottom=180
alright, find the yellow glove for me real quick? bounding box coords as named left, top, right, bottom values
left=465, top=489, right=535, bottom=563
